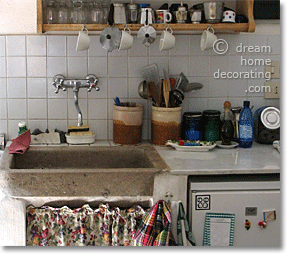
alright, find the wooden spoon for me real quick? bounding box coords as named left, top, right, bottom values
left=163, top=79, right=170, bottom=108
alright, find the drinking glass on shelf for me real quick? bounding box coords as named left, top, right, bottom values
left=45, top=0, right=57, bottom=24
left=72, top=0, right=86, bottom=24
left=89, top=1, right=104, bottom=24
left=101, top=0, right=109, bottom=24
left=57, top=0, right=69, bottom=24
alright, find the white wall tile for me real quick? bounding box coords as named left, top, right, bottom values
left=129, top=78, right=143, bottom=98
left=188, top=76, right=209, bottom=98
left=27, top=78, right=47, bottom=98
left=149, top=36, right=168, bottom=56
left=88, top=119, right=108, bottom=140
left=8, top=120, right=20, bottom=139
left=0, top=120, right=7, bottom=135
left=108, top=57, right=128, bottom=77
left=267, top=34, right=281, bottom=55
left=129, top=57, right=148, bottom=78
left=169, top=56, right=189, bottom=76
left=48, top=120, right=68, bottom=132
left=7, top=57, right=26, bottom=77
left=0, top=37, right=5, bottom=56
left=149, top=56, right=169, bottom=77
left=27, top=120, right=48, bottom=132
left=7, top=78, right=26, bottom=98
left=208, top=97, right=227, bottom=111
left=68, top=57, right=88, bottom=77
left=28, top=99, right=47, bottom=119
left=0, top=78, right=7, bottom=98
left=48, top=99, right=67, bottom=119
left=189, top=55, right=209, bottom=77
left=7, top=99, right=27, bottom=119
left=47, top=57, right=67, bottom=78
left=190, top=35, right=205, bottom=56
left=129, top=37, right=149, bottom=57
left=169, top=35, right=189, bottom=56
left=0, top=99, right=7, bottom=119
left=6, top=36, right=26, bottom=56
left=108, top=78, right=128, bottom=98
left=27, top=36, right=47, bottom=56
left=88, top=99, right=107, bottom=119
left=47, top=36, right=66, bottom=57
left=189, top=98, right=208, bottom=112
left=0, top=57, right=5, bottom=77
left=88, top=57, right=107, bottom=77
left=27, top=57, right=46, bottom=77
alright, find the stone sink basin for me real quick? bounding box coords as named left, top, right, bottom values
left=0, top=145, right=169, bottom=199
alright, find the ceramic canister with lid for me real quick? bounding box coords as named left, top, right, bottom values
left=202, top=110, right=221, bottom=141
left=182, top=112, right=202, bottom=140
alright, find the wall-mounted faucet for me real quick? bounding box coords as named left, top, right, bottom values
left=52, top=74, right=99, bottom=127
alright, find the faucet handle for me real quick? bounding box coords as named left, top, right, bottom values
left=86, top=75, right=99, bottom=92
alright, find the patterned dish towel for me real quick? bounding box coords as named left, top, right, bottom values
left=133, top=200, right=176, bottom=246
left=177, top=202, right=196, bottom=246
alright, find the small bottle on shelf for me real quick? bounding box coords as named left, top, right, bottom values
left=221, top=101, right=234, bottom=145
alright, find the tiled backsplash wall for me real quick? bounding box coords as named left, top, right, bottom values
left=0, top=28, right=280, bottom=140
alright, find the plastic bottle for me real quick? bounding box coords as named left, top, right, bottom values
left=239, top=101, right=253, bottom=148
left=18, top=121, right=28, bottom=136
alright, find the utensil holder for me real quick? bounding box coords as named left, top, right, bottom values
left=113, top=103, right=143, bottom=145
left=151, top=106, right=182, bottom=145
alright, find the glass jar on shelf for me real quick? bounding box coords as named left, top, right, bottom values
left=71, top=0, right=86, bottom=24
left=57, top=0, right=69, bottom=24
left=89, top=1, right=104, bottom=24
left=45, top=0, right=57, bottom=24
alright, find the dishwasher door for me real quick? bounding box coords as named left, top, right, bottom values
left=189, top=175, right=280, bottom=247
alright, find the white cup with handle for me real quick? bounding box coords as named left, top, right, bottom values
left=76, top=27, right=90, bottom=51
left=200, top=26, right=217, bottom=51
left=119, top=26, right=133, bottom=51
left=159, top=26, right=175, bottom=51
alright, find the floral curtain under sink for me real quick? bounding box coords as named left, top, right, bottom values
left=26, top=203, right=145, bottom=246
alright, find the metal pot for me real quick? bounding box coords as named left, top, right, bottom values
left=203, top=2, right=224, bottom=23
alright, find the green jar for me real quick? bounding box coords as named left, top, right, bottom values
left=202, top=110, right=221, bottom=141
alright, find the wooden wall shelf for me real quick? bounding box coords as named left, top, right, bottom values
left=38, top=0, right=255, bottom=34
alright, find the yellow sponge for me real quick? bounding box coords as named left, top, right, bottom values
left=69, top=131, right=93, bottom=136
left=68, top=125, right=89, bottom=133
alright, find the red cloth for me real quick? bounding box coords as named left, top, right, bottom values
left=8, top=129, right=31, bottom=154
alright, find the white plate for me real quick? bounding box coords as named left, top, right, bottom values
left=166, top=142, right=216, bottom=152
left=216, top=141, right=239, bottom=149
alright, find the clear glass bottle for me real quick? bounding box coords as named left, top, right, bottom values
left=45, top=0, right=57, bottom=24
left=239, top=101, right=254, bottom=148
left=221, top=101, right=234, bottom=145
left=57, top=1, right=69, bottom=24
left=72, top=0, right=86, bottom=24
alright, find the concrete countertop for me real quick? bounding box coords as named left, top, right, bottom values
left=154, top=142, right=280, bottom=175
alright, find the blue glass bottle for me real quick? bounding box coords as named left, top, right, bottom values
left=239, top=101, right=253, bottom=148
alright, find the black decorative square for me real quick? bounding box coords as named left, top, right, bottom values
left=195, top=195, right=210, bottom=210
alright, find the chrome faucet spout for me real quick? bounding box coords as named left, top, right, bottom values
left=52, top=74, right=99, bottom=127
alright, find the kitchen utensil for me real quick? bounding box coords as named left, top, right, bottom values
left=112, top=3, right=127, bottom=24
left=175, top=2, right=188, bottom=23
left=200, top=26, right=217, bottom=51
left=148, top=82, right=160, bottom=106
left=138, top=80, right=148, bottom=99
left=155, top=9, right=172, bottom=23
left=118, top=26, right=133, bottom=50
left=126, top=3, right=138, bottom=23
left=163, top=79, right=170, bottom=108
left=140, top=64, right=160, bottom=87
left=100, top=4, right=122, bottom=52
left=138, top=7, right=155, bottom=24
left=184, top=82, right=203, bottom=92
left=137, top=9, right=156, bottom=47
left=159, top=26, right=175, bottom=51
left=203, top=2, right=224, bottom=23
left=222, top=8, right=236, bottom=23
left=189, top=8, right=202, bottom=23
left=169, top=89, right=184, bottom=107
left=175, top=72, right=189, bottom=91
left=114, top=96, right=121, bottom=106
left=76, top=26, right=90, bottom=51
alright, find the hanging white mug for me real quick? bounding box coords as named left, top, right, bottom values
left=200, top=26, right=217, bottom=51
left=119, top=27, right=133, bottom=51
left=159, top=26, right=175, bottom=51
left=76, top=27, right=90, bottom=51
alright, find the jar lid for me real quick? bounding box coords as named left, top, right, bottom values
left=260, top=107, right=280, bottom=130
left=183, top=111, right=202, bottom=118
left=203, top=110, right=221, bottom=116
left=18, top=121, right=27, bottom=128
left=178, top=6, right=187, bottom=11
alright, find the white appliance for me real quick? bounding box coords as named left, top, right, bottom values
left=188, top=174, right=280, bottom=247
